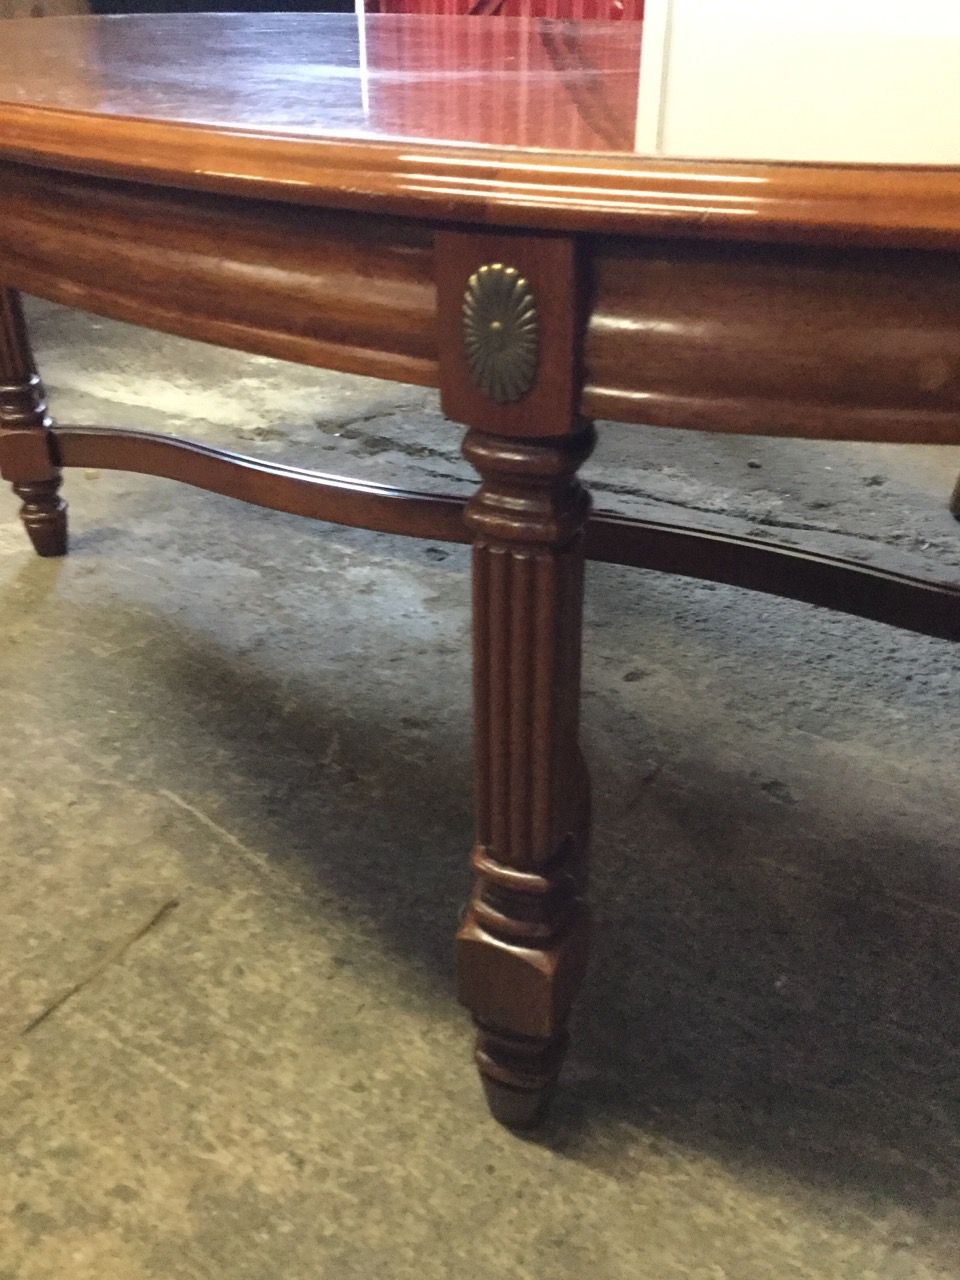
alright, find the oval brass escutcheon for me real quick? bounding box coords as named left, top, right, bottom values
left=462, top=264, right=539, bottom=403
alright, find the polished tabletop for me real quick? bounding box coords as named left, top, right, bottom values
left=1, top=11, right=960, bottom=247
left=4, top=13, right=645, bottom=149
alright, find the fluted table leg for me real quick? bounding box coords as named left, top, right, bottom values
left=457, top=424, right=595, bottom=1127
left=0, top=289, right=67, bottom=557
left=434, top=228, right=589, bottom=1125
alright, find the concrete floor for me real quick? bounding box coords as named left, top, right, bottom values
left=1, top=297, right=959, bottom=1279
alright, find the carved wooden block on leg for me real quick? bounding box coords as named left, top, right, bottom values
left=0, top=288, right=66, bottom=556
left=436, top=229, right=592, bottom=1125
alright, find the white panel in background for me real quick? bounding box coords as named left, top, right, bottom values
left=644, top=0, right=960, bottom=164
left=633, top=0, right=673, bottom=154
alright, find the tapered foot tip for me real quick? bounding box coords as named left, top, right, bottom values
left=481, top=1075, right=554, bottom=1129
left=22, top=506, right=68, bottom=558
left=483, top=1080, right=552, bottom=1131
left=473, top=1026, right=566, bottom=1128
left=26, top=525, right=68, bottom=557
left=32, top=534, right=68, bottom=558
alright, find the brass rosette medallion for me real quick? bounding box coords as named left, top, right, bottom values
left=462, top=264, right=539, bottom=403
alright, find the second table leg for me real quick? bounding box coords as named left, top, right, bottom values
left=0, top=288, right=67, bottom=557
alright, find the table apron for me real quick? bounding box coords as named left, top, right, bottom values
left=0, top=160, right=439, bottom=388
left=584, top=236, right=960, bottom=443
left=3, top=161, right=960, bottom=445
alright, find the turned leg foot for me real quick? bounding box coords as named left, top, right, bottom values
left=13, top=478, right=67, bottom=557
left=0, top=289, right=67, bottom=556
left=474, top=1027, right=569, bottom=1128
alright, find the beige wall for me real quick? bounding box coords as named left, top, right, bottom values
left=638, top=0, right=960, bottom=165
left=0, top=1, right=89, bottom=16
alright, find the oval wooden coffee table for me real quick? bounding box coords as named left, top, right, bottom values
left=1, top=11, right=958, bottom=1127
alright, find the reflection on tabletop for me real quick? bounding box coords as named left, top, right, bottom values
left=0, top=3, right=957, bottom=162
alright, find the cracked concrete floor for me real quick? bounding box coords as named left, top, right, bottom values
left=1, top=297, right=959, bottom=1279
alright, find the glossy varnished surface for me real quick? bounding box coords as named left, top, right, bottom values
left=4, top=155, right=959, bottom=445
left=0, top=13, right=641, bottom=148
left=0, top=162, right=439, bottom=386
left=1, top=13, right=960, bottom=247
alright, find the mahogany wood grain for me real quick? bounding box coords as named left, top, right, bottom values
left=0, top=289, right=66, bottom=556
left=5, top=160, right=960, bottom=447
left=459, top=426, right=595, bottom=1127
left=435, top=224, right=595, bottom=1123
left=53, top=426, right=468, bottom=544
left=0, top=163, right=437, bottom=388
left=585, top=514, right=960, bottom=643
left=584, top=238, right=960, bottom=443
